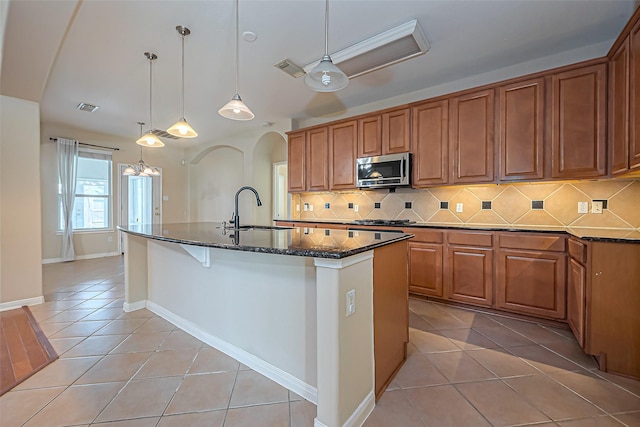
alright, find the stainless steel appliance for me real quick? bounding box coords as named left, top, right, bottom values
left=356, top=152, right=411, bottom=189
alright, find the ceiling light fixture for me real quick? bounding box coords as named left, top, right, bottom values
left=219, top=0, right=254, bottom=121
left=136, top=52, right=165, bottom=148
left=167, top=26, right=198, bottom=138
left=124, top=122, right=161, bottom=176
left=304, top=19, right=430, bottom=79
left=304, top=0, right=348, bottom=92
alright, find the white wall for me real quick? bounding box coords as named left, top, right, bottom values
left=1, top=95, right=43, bottom=306
left=40, top=122, right=189, bottom=262
left=186, top=121, right=290, bottom=226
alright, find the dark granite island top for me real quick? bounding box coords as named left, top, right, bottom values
left=118, top=222, right=412, bottom=259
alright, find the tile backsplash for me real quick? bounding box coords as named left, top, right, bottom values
left=291, top=180, right=640, bottom=230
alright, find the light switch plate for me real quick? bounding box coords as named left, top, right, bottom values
left=296, top=204, right=300, bottom=212
left=354, top=204, right=359, bottom=212
left=578, top=202, right=589, bottom=214
left=346, top=289, right=356, bottom=317
left=592, top=201, right=603, bottom=214
left=309, top=204, right=313, bottom=212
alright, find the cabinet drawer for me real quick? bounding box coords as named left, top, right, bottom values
left=499, top=233, right=566, bottom=252
left=447, top=231, right=493, bottom=247
left=403, top=228, right=443, bottom=244
left=567, top=238, right=587, bottom=263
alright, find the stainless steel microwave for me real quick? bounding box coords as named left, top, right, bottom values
left=356, top=152, right=411, bottom=189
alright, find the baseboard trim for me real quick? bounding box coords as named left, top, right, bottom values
left=146, top=300, right=318, bottom=404
left=42, top=252, right=121, bottom=264
left=313, top=391, right=374, bottom=427
left=123, top=300, right=147, bottom=312
left=0, top=296, right=45, bottom=312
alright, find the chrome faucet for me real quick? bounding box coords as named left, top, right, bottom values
left=233, top=186, right=262, bottom=229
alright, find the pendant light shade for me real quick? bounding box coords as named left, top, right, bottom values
left=219, top=0, right=254, bottom=121
left=305, top=0, right=348, bottom=92
left=126, top=122, right=162, bottom=176
left=137, top=52, right=165, bottom=148
left=167, top=26, right=198, bottom=138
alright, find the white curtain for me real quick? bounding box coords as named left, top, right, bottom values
left=58, top=138, right=78, bottom=261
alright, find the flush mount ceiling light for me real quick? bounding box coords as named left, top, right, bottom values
left=137, top=52, right=164, bottom=148
left=124, top=122, right=161, bottom=176
left=167, top=26, right=198, bottom=138
left=304, top=19, right=430, bottom=79
left=304, top=0, right=348, bottom=92
left=219, top=0, right=254, bottom=121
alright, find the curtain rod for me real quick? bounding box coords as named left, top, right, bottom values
left=49, top=137, right=120, bottom=151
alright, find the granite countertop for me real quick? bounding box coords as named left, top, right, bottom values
left=118, top=222, right=413, bottom=259
left=279, top=219, right=640, bottom=244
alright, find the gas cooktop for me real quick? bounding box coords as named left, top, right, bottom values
left=352, top=219, right=416, bottom=226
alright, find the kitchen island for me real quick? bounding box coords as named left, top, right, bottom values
left=119, top=222, right=411, bottom=427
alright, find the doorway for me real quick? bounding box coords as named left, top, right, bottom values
left=273, top=162, right=288, bottom=221
left=117, top=164, right=162, bottom=253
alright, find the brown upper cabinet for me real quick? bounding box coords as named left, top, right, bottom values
left=609, top=11, right=640, bottom=176
left=551, top=63, right=607, bottom=179
left=383, top=108, right=411, bottom=154
left=357, top=107, right=411, bottom=158
left=357, top=115, right=382, bottom=158
left=287, top=128, right=329, bottom=192
left=449, top=89, right=495, bottom=183
left=328, top=120, right=358, bottom=190
left=498, top=78, right=545, bottom=181
left=287, top=131, right=306, bottom=192
left=411, top=100, right=449, bottom=186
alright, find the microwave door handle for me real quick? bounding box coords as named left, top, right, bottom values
left=400, top=157, right=405, bottom=182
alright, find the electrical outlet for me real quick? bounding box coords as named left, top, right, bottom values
left=296, top=204, right=300, bottom=212
left=578, top=202, right=589, bottom=214
left=303, top=203, right=308, bottom=211
left=592, top=201, right=603, bottom=214
left=456, top=203, right=463, bottom=213
left=162, top=195, right=169, bottom=201
left=354, top=204, right=359, bottom=212
left=107, top=236, right=113, bottom=243
left=346, top=289, right=356, bottom=317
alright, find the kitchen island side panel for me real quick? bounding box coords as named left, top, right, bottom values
left=146, top=239, right=318, bottom=389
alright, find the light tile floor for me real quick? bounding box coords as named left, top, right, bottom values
left=1, top=256, right=639, bottom=426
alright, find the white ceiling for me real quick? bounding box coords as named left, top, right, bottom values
left=1, top=0, right=636, bottom=148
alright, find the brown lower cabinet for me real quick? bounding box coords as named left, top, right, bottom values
left=568, top=237, right=640, bottom=380
left=407, top=228, right=444, bottom=297
left=445, top=245, right=493, bottom=307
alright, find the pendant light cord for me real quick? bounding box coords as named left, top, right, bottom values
left=324, top=0, right=329, bottom=56
left=149, top=57, right=154, bottom=130
left=234, top=0, right=239, bottom=95
left=181, top=32, right=185, bottom=118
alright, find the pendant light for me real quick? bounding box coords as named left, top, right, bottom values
left=125, top=122, right=161, bottom=176
left=218, top=0, right=254, bottom=120
left=136, top=52, right=165, bottom=148
left=167, top=26, right=198, bottom=138
left=305, top=0, right=348, bottom=92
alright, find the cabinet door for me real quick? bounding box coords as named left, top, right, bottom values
left=445, top=246, right=493, bottom=306
left=287, top=132, right=306, bottom=192
left=382, top=108, right=411, bottom=154
left=609, top=39, right=630, bottom=176
left=449, top=89, right=495, bottom=183
left=496, top=249, right=567, bottom=319
left=408, top=242, right=443, bottom=297
left=329, top=120, right=357, bottom=190
left=358, top=115, right=382, bottom=158
left=498, top=78, right=545, bottom=181
left=630, top=19, right=640, bottom=170
left=306, top=127, right=329, bottom=191
left=551, top=63, right=607, bottom=179
left=567, top=258, right=586, bottom=348
left=412, top=100, right=448, bottom=186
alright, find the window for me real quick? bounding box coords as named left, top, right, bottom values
left=58, top=149, right=112, bottom=231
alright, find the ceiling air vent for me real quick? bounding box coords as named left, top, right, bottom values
left=76, top=102, right=99, bottom=113
left=150, top=129, right=181, bottom=140
left=304, top=19, right=430, bottom=79
left=274, top=58, right=306, bottom=78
